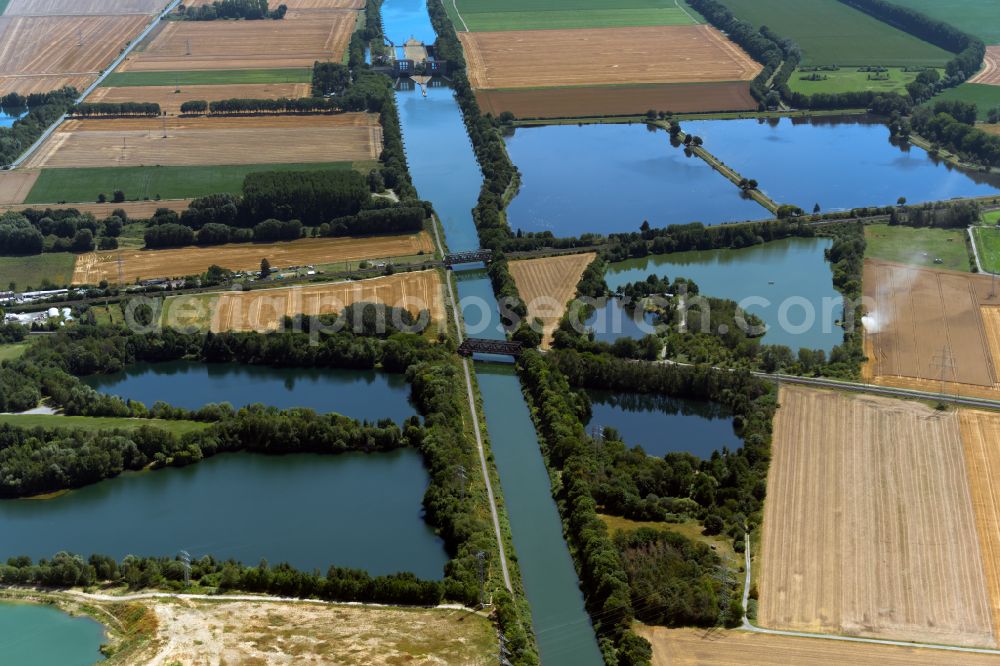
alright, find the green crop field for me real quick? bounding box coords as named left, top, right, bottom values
left=0, top=414, right=211, bottom=435
left=787, top=68, right=927, bottom=95
left=26, top=161, right=373, bottom=204
left=926, top=84, right=1000, bottom=120
left=446, top=0, right=701, bottom=31
left=984, top=210, right=1000, bottom=225
left=717, top=0, right=952, bottom=66
left=864, top=223, right=971, bottom=272
left=101, top=68, right=313, bottom=88
left=0, top=253, right=76, bottom=289
left=887, top=0, right=1000, bottom=45
left=974, top=225, right=1000, bottom=273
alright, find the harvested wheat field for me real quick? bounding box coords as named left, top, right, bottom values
left=638, top=626, right=1000, bottom=666
left=961, top=409, right=1000, bottom=642
left=972, top=47, right=1000, bottom=86
left=86, top=82, right=311, bottom=115
left=459, top=25, right=761, bottom=90
left=863, top=259, right=997, bottom=388
left=205, top=270, right=445, bottom=333
left=73, top=232, right=433, bottom=284
left=4, top=0, right=165, bottom=15
left=2, top=198, right=191, bottom=218
left=118, top=15, right=355, bottom=72
left=0, top=170, right=39, bottom=205
left=477, top=82, right=757, bottom=118
left=185, top=0, right=362, bottom=7
left=509, top=252, right=595, bottom=348
left=760, top=385, right=994, bottom=647
left=127, top=597, right=495, bottom=664
left=0, top=15, right=150, bottom=78
left=23, top=113, right=382, bottom=169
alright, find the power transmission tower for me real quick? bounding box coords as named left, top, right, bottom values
left=186, top=38, right=192, bottom=56
left=498, top=632, right=513, bottom=666
left=475, top=550, right=486, bottom=609
left=77, top=29, right=83, bottom=46
left=931, top=346, right=957, bottom=399
left=179, top=550, right=191, bottom=587
left=454, top=464, right=467, bottom=497
left=117, top=251, right=125, bottom=287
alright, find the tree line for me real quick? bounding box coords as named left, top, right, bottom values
left=178, top=0, right=286, bottom=20
left=909, top=104, right=1000, bottom=167
left=0, top=209, right=124, bottom=256
left=180, top=97, right=340, bottom=115
left=68, top=102, right=161, bottom=117
left=0, top=87, right=78, bottom=167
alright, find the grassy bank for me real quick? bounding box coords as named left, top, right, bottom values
left=0, top=414, right=212, bottom=435
left=787, top=68, right=925, bottom=95
left=864, top=223, right=971, bottom=272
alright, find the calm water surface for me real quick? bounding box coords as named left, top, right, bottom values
left=605, top=237, right=843, bottom=352
left=683, top=116, right=1000, bottom=211
left=505, top=123, right=769, bottom=235
left=82, top=361, right=416, bottom=422
left=0, top=451, right=448, bottom=578
left=0, top=603, right=105, bottom=666
left=586, top=390, right=740, bottom=458
left=0, top=111, right=23, bottom=128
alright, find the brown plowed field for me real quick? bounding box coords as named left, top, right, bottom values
left=0, top=15, right=150, bottom=92
left=72, top=232, right=433, bottom=284
left=509, top=252, right=595, bottom=348
left=2, top=198, right=192, bottom=218
left=117, top=15, right=355, bottom=72
left=459, top=25, right=761, bottom=90
left=4, top=0, right=165, bottom=15
left=23, top=113, right=382, bottom=168
left=638, top=626, right=1000, bottom=666
left=960, top=409, right=1000, bottom=642
left=86, top=82, right=311, bottom=115
left=863, top=259, right=997, bottom=388
left=206, top=270, right=445, bottom=333
left=760, top=385, right=995, bottom=647
left=971, top=47, right=1000, bottom=86
left=476, top=82, right=757, bottom=118
left=0, top=170, right=39, bottom=205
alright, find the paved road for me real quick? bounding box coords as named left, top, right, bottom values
left=760, top=372, right=1000, bottom=410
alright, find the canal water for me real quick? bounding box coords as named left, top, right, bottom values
left=0, top=110, right=23, bottom=128
left=385, top=0, right=605, bottom=662
left=586, top=389, right=740, bottom=459
left=82, top=361, right=416, bottom=423
left=683, top=116, right=1000, bottom=211
left=505, top=123, right=769, bottom=235
left=604, top=237, right=843, bottom=352
left=0, top=602, right=106, bottom=666
left=0, top=451, right=448, bottom=578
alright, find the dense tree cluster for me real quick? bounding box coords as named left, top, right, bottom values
left=69, top=102, right=160, bottom=117
left=179, top=0, right=286, bottom=20
left=242, top=170, right=369, bottom=225
left=312, top=62, right=351, bottom=97
left=188, top=97, right=339, bottom=115
left=0, top=88, right=77, bottom=167
left=910, top=107, right=1000, bottom=167
left=0, top=209, right=124, bottom=256
left=889, top=200, right=982, bottom=228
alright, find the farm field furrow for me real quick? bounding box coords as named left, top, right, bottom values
left=117, top=15, right=356, bottom=72
left=509, top=253, right=595, bottom=348
left=0, top=170, right=40, bottom=204
left=22, top=114, right=382, bottom=169
left=716, top=0, right=953, bottom=67
left=72, top=232, right=434, bottom=284
left=972, top=47, right=1000, bottom=86
left=4, top=0, right=165, bottom=15
left=459, top=25, right=761, bottom=90
left=451, top=7, right=697, bottom=32
left=863, top=259, right=996, bottom=388
left=960, top=409, right=1000, bottom=642
left=638, top=626, right=1000, bottom=665
left=760, top=385, right=995, bottom=647
left=205, top=270, right=445, bottom=333
left=86, top=82, right=312, bottom=115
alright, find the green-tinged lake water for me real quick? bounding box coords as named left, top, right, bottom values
left=0, top=451, right=448, bottom=579
left=586, top=389, right=740, bottom=459
left=605, top=237, right=843, bottom=352
left=82, top=361, right=416, bottom=423
left=0, top=602, right=106, bottom=666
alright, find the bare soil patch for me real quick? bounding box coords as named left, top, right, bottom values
left=760, top=384, right=994, bottom=647
left=23, top=113, right=382, bottom=168
left=0, top=170, right=39, bottom=204
left=509, top=252, right=595, bottom=348
left=459, top=25, right=761, bottom=90
left=139, top=598, right=495, bottom=665
left=2, top=198, right=191, bottom=218
left=971, top=47, right=1000, bottom=86
left=117, top=14, right=355, bottom=72
left=206, top=270, right=445, bottom=332
left=637, top=626, right=1000, bottom=666
left=72, top=232, right=433, bottom=284
left=863, top=259, right=997, bottom=388
left=476, top=81, right=757, bottom=118
left=4, top=0, right=165, bottom=15
left=960, top=409, right=1000, bottom=642
left=86, top=82, right=311, bottom=114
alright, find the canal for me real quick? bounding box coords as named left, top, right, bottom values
left=385, top=0, right=604, bottom=663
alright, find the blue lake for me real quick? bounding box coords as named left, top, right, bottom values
left=0, top=111, right=23, bottom=128
left=504, top=123, right=769, bottom=235
left=683, top=116, right=1000, bottom=211
left=82, top=361, right=416, bottom=423
left=586, top=389, right=741, bottom=459
left=605, top=237, right=844, bottom=352
left=0, top=603, right=106, bottom=666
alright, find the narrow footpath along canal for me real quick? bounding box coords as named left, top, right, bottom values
left=384, top=0, right=604, bottom=663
